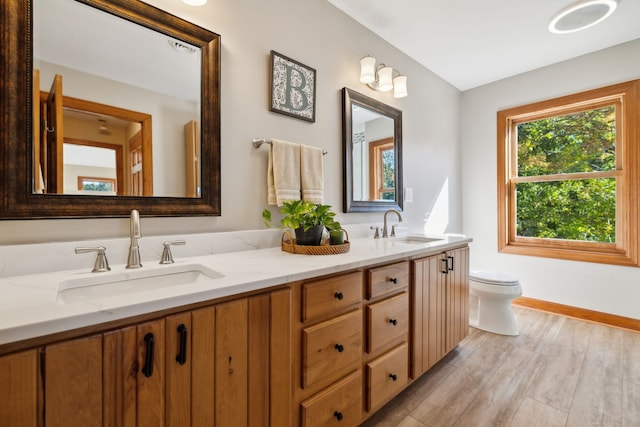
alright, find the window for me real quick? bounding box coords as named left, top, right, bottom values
left=369, top=137, right=395, bottom=201
left=497, top=80, right=639, bottom=266
left=78, top=176, right=117, bottom=193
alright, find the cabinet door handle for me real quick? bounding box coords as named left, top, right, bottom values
left=334, top=343, right=345, bottom=353
left=448, top=255, right=455, bottom=272
left=333, top=411, right=344, bottom=421
left=388, top=277, right=398, bottom=284
left=389, top=318, right=398, bottom=326
left=142, top=332, right=155, bottom=377
left=334, top=291, right=344, bottom=300
left=442, top=257, right=449, bottom=274
left=176, top=324, right=188, bottom=365
left=389, top=373, right=398, bottom=381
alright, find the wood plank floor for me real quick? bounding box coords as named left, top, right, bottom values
left=361, top=306, right=640, bottom=427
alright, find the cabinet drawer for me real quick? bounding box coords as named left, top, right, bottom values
left=367, top=292, right=409, bottom=353
left=302, top=310, right=362, bottom=388
left=302, top=271, right=362, bottom=322
left=366, top=343, right=408, bottom=411
left=301, top=370, right=363, bottom=427
left=367, top=261, right=409, bottom=299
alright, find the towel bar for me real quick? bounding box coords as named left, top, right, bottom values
left=252, top=139, right=327, bottom=155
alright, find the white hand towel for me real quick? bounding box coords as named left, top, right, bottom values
left=268, top=139, right=301, bottom=206
left=301, top=144, right=324, bottom=204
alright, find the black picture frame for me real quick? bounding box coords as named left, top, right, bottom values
left=269, top=50, right=316, bottom=123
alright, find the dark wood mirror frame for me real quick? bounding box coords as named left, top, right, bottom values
left=342, top=87, right=403, bottom=213
left=0, top=0, right=221, bottom=219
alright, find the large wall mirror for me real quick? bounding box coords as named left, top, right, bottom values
left=342, top=88, right=403, bottom=213
left=0, top=0, right=221, bottom=218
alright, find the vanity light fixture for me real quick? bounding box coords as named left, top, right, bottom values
left=359, top=56, right=408, bottom=98
left=548, top=0, right=618, bottom=34
left=182, top=0, right=207, bottom=6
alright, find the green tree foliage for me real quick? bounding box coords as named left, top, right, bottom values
left=382, top=149, right=395, bottom=201
left=515, top=106, right=616, bottom=242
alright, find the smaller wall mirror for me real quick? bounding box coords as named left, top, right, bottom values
left=342, top=88, right=403, bottom=212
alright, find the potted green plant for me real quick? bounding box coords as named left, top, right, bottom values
left=262, top=200, right=341, bottom=246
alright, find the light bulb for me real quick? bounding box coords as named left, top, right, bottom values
left=377, top=67, right=393, bottom=92
left=360, top=56, right=376, bottom=84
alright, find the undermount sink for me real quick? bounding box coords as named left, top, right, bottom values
left=57, top=263, right=224, bottom=304
left=390, top=235, right=444, bottom=245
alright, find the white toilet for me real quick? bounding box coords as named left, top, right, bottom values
left=469, top=270, right=522, bottom=336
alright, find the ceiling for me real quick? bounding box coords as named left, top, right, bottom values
left=327, top=0, right=640, bottom=91
left=34, top=0, right=200, bottom=102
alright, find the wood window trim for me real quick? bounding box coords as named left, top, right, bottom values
left=66, top=138, right=124, bottom=196
left=368, top=137, right=394, bottom=200
left=77, top=176, right=117, bottom=192
left=497, top=80, right=640, bottom=267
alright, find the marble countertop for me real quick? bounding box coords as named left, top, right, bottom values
left=0, top=233, right=471, bottom=346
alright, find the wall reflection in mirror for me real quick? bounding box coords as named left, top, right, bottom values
left=351, top=105, right=395, bottom=202
left=342, top=88, right=403, bottom=213
left=33, top=0, right=201, bottom=198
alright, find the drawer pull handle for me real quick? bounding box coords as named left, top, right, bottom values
left=389, top=318, right=398, bottom=326
left=389, top=373, right=398, bottom=381
left=142, top=332, right=155, bottom=377
left=333, top=411, right=344, bottom=421
left=334, top=343, right=344, bottom=353
left=388, top=277, right=398, bottom=284
left=334, top=292, right=344, bottom=300
left=176, top=324, right=188, bottom=365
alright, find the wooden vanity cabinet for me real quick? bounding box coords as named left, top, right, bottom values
left=0, top=287, right=291, bottom=427
left=0, top=243, right=471, bottom=426
left=411, top=246, right=469, bottom=377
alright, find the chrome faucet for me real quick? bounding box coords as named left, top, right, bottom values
left=382, top=209, right=403, bottom=238
left=126, top=209, right=142, bottom=269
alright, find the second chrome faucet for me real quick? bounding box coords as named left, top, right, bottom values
left=126, top=209, right=142, bottom=269
left=382, top=209, right=403, bottom=238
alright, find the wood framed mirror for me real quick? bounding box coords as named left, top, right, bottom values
left=0, top=0, right=221, bottom=218
left=342, top=88, right=403, bottom=213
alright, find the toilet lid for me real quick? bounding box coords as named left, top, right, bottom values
left=470, top=270, right=519, bottom=286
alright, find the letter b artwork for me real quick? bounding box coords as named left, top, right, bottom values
left=270, top=50, right=316, bottom=122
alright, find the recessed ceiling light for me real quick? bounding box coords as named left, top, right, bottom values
left=549, top=0, right=618, bottom=34
left=182, top=0, right=207, bottom=6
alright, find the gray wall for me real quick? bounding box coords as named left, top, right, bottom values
left=1, top=0, right=462, bottom=245
left=461, top=39, right=640, bottom=319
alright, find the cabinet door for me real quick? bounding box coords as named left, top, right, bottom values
left=270, top=288, right=293, bottom=427
left=215, top=298, right=249, bottom=426
left=445, top=246, right=470, bottom=351
left=191, top=306, right=215, bottom=426
left=166, top=312, right=192, bottom=426
left=136, top=319, right=165, bottom=427
left=190, top=289, right=293, bottom=427
left=412, top=247, right=470, bottom=378
left=411, top=254, right=447, bottom=377
left=104, top=326, right=137, bottom=427
left=0, top=349, right=39, bottom=427
left=45, top=334, right=103, bottom=427
left=103, top=320, right=166, bottom=427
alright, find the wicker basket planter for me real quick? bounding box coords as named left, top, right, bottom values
left=281, top=229, right=350, bottom=255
